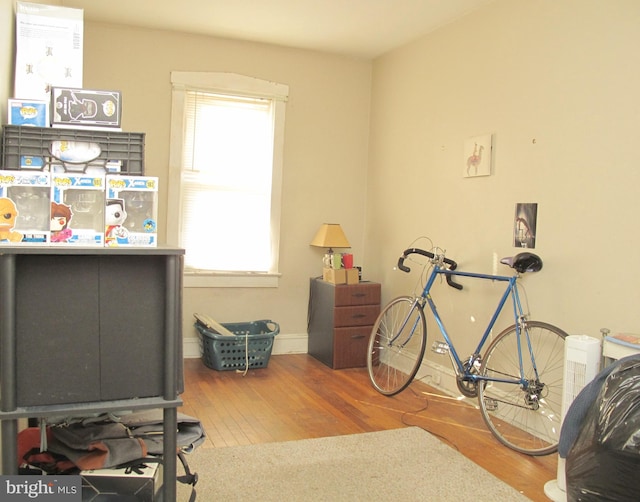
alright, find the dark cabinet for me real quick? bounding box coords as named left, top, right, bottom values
left=14, top=253, right=174, bottom=406
left=0, top=246, right=184, bottom=500
left=308, top=278, right=381, bottom=369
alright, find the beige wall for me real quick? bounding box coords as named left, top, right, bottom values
left=81, top=23, right=372, bottom=345
left=0, top=0, right=14, bottom=117
left=2, top=0, right=639, bottom=370
left=366, top=0, right=640, bottom=364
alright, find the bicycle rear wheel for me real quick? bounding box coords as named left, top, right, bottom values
left=478, top=321, right=567, bottom=455
left=367, top=296, right=427, bottom=396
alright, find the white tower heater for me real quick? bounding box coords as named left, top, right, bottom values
left=544, top=334, right=601, bottom=501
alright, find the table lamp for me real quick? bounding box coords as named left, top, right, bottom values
left=310, top=223, right=350, bottom=267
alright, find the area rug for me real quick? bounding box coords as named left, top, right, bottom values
left=178, top=426, right=530, bottom=501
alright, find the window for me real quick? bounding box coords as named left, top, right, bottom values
left=168, top=72, right=288, bottom=287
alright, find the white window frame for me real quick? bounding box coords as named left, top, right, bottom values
left=168, top=72, right=288, bottom=288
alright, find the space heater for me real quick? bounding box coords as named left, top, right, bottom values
left=544, top=334, right=601, bottom=501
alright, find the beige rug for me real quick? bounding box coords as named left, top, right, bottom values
left=178, top=426, right=530, bottom=501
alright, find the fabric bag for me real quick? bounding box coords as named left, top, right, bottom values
left=49, top=421, right=146, bottom=470
left=19, top=410, right=204, bottom=500
left=47, top=410, right=205, bottom=467
left=116, top=409, right=206, bottom=455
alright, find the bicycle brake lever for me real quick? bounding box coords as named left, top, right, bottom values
left=446, top=274, right=463, bottom=290
left=443, top=258, right=463, bottom=290
left=397, top=255, right=411, bottom=273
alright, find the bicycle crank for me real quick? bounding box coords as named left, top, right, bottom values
left=456, top=358, right=480, bottom=398
left=456, top=376, right=478, bottom=398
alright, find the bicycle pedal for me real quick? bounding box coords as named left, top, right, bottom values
left=431, top=341, right=449, bottom=354
left=484, top=397, right=498, bottom=411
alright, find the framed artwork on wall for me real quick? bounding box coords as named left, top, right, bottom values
left=513, top=203, right=537, bottom=248
left=464, top=133, right=492, bottom=178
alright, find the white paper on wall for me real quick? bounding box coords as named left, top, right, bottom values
left=14, top=1, right=83, bottom=101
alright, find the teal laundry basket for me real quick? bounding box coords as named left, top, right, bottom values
left=195, top=319, right=279, bottom=371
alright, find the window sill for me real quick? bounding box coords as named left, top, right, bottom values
left=184, top=272, right=280, bottom=288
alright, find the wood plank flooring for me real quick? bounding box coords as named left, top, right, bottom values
left=180, top=354, right=556, bottom=501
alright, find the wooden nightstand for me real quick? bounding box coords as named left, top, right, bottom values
left=307, top=278, right=381, bottom=369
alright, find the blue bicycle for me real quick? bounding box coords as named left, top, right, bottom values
left=367, top=247, right=568, bottom=455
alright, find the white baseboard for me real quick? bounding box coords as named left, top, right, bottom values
left=415, top=358, right=463, bottom=398
left=272, top=332, right=308, bottom=355
left=183, top=337, right=202, bottom=359
left=183, top=332, right=308, bottom=359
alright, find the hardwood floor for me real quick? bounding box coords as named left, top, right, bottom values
left=180, top=354, right=556, bottom=501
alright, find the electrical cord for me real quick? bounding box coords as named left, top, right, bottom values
left=397, top=380, right=461, bottom=452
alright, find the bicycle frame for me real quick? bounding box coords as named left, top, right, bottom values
left=370, top=248, right=566, bottom=455
left=419, top=263, right=535, bottom=387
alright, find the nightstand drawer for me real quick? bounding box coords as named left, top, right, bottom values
left=334, top=283, right=381, bottom=306
left=308, top=278, right=381, bottom=369
left=334, top=305, right=380, bottom=327
left=333, top=326, right=371, bottom=369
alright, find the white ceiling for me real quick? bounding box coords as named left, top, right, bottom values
left=60, top=0, right=495, bottom=59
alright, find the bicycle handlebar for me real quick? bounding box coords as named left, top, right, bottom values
left=397, top=248, right=463, bottom=290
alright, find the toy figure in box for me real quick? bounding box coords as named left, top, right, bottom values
left=52, top=88, right=121, bottom=128
left=50, top=202, right=73, bottom=243
left=105, top=199, right=129, bottom=246
left=0, top=198, right=23, bottom=242
left=0, top=171, right=51, bottom=244
left=105, top=175, right=158, bottom=247
left=51, top=174, right=105, bottom=246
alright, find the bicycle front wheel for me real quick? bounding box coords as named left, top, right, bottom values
left=478, top=321, right=567, bottom=455
left=367, top=296, right=427, bottom=396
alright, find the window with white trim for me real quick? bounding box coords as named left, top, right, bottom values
left=168, top=72, right=288, bottom=287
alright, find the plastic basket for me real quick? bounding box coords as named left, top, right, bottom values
left=0, top=125, right=145, bottom=174
left=195, top=319, right=280, bottom=371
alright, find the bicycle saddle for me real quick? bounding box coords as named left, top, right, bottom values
left=500, top=252, right=543, bottom=273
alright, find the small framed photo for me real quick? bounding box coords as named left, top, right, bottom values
left=514, top=203, right=538, bottom=248
left=464, top=133, right=492, bottom=178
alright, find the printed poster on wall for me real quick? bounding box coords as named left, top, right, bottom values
left=514, top=203, right=537, bottom=248
left=14, top=2, right=83, bottom=101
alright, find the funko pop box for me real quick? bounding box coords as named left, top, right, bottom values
left=105, top=175, right=158, bottom=247
left=51, top=173, right=105, bottom=246
left=51, top=87, right=122, bottom=129
left=0, top=170, right=50, bottom=244
left=8, top=99, right=49, bottom=127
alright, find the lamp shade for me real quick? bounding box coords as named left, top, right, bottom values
left=310, top=223, right=351, bottom=250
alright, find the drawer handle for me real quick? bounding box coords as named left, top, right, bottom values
left=351, top=334, right=366, bottom=340
left=352, top=293, right=366, bottom=298
left=352, top=314, right=366, bottom=319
